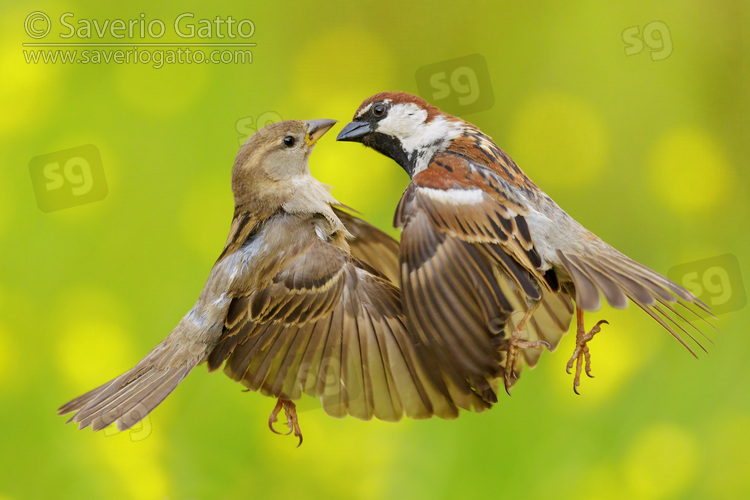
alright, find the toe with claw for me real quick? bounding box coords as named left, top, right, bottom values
left=502, top=301, right=550, bottom=395
left=504, top=335, right=551, bottom=395
left=566, top=318, right=608, bottom=395
left=267, top=398, right=303, bottom=447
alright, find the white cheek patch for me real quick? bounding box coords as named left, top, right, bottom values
left=421, top=186, right=485, bottom=205
left=373, top=103, right=462, bottom=174
left=401, top=116, right=460, bottom=153
left=376, top=103, right=428, bottom=138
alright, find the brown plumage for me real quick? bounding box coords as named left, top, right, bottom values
left=58, top=119, right=487, bottom=446
left=337, top=91, right=715, bottom=396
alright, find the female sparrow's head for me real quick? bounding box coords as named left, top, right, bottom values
left=231, top=119, right=336, bottom=207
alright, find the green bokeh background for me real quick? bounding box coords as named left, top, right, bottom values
left=1, top=1, right=748, bottom=499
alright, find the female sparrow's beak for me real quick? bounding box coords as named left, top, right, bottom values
left=336, top=121, right=372, bottom=142
left=304, top=119, right=338, bottom=145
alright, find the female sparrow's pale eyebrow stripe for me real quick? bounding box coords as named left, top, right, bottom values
left=338, top=91, right=715, bottom=397
left=58, top=118, right=488, bottom=446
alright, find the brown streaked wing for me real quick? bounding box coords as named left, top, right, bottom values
left=394, top=153, right=575, bottom=394
left=493, top=264, right=574, bottom=378
left=216, top=210, right=266, bottom=262
left=398, top=208, right=513, bottom=403
left=399, top=154, right=549, bottom=294
left=333, top=206, right=401, bottom=284
left=207, top=236, right=488, bottom=421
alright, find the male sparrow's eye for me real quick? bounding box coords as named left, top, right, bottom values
left=373, top=104, right=386, bottom=117
left=283, top=135, right=296, bottom=147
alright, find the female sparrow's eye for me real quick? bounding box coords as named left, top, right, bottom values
left=373, top=104, right=386, bottom=117
left=283, top=135, right=296, bottom=147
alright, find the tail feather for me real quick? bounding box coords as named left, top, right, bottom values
left=556, top=251, right=601, bottom=311
left=557, top=247, right=717, bottom=354
left=58, top=341, right=199, bottom=431
left=599, top=252, right=699, bottom=303
left=567, top=254, right=628, bottom=309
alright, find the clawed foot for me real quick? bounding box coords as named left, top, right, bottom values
left=268, top=398, right=303, bottom=447
left=500, top=302, right=549, bottom=395
left=566, top=319, right=608, bottom=395
left=504, top=334, right=551, bottom=396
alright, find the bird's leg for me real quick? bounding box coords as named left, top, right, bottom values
left=503, top=300, right=551, bottom=395
left=566, top=306, right=608, bottom=395
left=267, top=398, right=303, bottom=447
left=267, top=399, right=288, bottom=435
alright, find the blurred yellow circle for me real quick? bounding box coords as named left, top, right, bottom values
left=648, top=128, right=730, bottom=214
left=623, top=423, right=698, bottom=499
left=55, top=288, right=133, bottom=390
left=508, top=92, right=609, bottom=188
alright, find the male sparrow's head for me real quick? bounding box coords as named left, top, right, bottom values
left=336, top=92, right=464, bottom=176
left=231, top=119, right=337, bottom=209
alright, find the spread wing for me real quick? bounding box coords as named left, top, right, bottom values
left=332, top=206, right=400, bottom=284
left=395, top=152, right=574, bottom=398
left=58, top=210, right=271, bottom=432
left=206, top=227, right=489, bottom=421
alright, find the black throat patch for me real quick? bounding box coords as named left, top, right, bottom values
left=362, top=132, right=416, bottom=177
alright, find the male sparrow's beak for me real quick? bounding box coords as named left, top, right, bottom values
left=304, top=119, right=338, bottom=146
left=336, top=121, right=372, bottom=142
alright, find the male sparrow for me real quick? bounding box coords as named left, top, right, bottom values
left=337, top=92, right=713, bottom=397
left=58, top=119, right=486, bottom=446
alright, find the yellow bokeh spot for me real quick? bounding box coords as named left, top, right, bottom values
left=93, top=423, right=169, bottom=500
left=268, top=412, right=397, bottom=499
left=284, top=28, right=403, bottom=221
left=55, top=286, right=170, bottom=498
left=179, top=174, right=233, bottom=261
left=648, top=127, right=730, bottom=214
left=623, top=424, right=698, bottom=499
left=312, top=116, right=409, bottom=223
left=508, top=92, right=609, bottom=188
left=55, top=288, right=133, bottom=391
left=552, top=305, right=658, bottom=407
left=0, top=7, right=62, bottom=136
left=289, top=28, right=396, bottom=112
left=58, top=319, right=133, bottom=390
